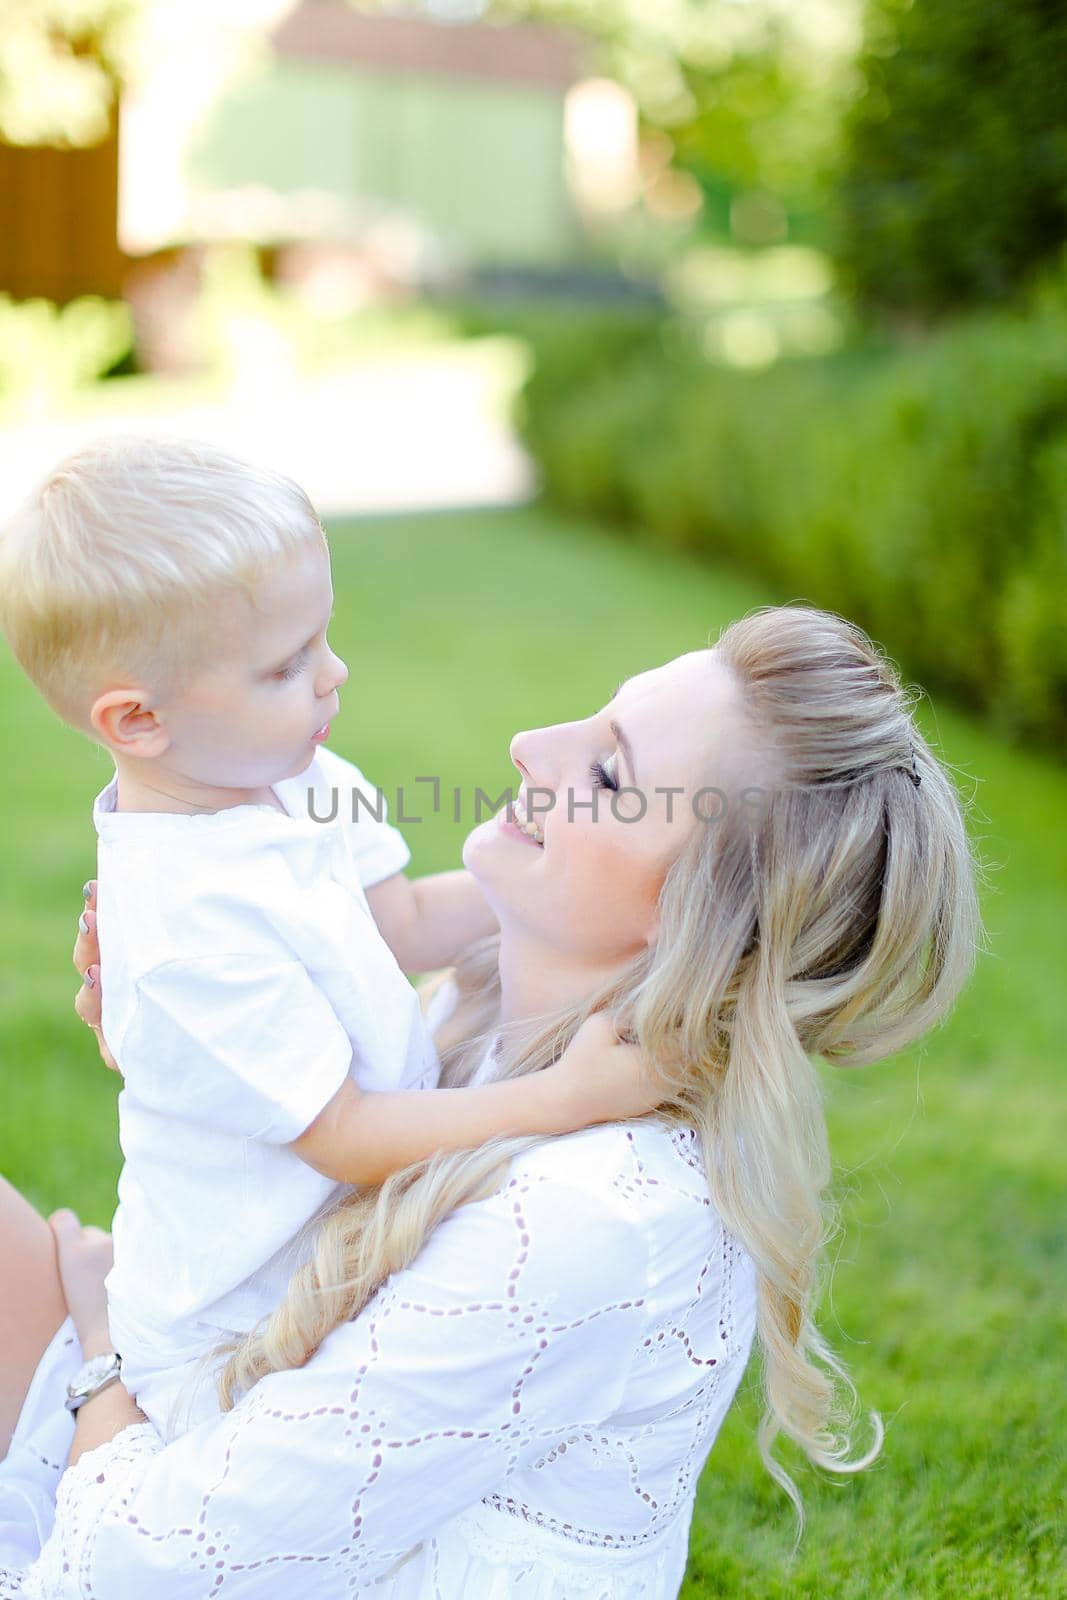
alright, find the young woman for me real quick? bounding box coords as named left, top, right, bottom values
left=0, top=606, right=980, bottom=1598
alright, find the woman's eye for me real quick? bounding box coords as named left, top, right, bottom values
left=590, top=758, right=619, bottom=792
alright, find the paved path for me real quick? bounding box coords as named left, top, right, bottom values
left=0, top=345, right=535, bottom=523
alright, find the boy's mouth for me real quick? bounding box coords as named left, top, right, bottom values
left=311, top=722, right=330, bottom=744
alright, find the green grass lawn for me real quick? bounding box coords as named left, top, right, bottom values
left=1, top=505, right=1063, bottom=1597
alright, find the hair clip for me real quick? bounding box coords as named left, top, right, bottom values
left=908, top=748, right=922, bottom=789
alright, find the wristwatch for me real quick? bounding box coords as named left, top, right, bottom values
left=65, top=1351, right=123, bottom=1413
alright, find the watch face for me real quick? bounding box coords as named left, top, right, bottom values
left=72, top=1353, right=120, bottom=1397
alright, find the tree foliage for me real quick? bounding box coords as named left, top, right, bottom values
left=0, top=0, right=141, bottom=146
left=494, top=0, right=861, bottom=228
left=836, top=0, right=1067, bottom=316
left=0, top=0, right=287, bottom=149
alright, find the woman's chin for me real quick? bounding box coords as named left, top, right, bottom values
left=461, top=816, right=497, bottom=876
left=462, top=814, right=539, bottom=886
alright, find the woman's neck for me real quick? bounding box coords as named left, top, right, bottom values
left=495, top=926, right=626, bottom=1025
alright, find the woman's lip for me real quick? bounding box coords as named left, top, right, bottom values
left=497, top=809, right=544, bottom=850
left=311, top=722, right=330, bottom=743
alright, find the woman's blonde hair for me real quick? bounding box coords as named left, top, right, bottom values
left=0, top=434, right=325, bottom=728
left=219, top=605, right=982, bottom=1528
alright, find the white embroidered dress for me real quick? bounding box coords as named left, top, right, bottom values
left=2, top=1010, right=758, bottom=1598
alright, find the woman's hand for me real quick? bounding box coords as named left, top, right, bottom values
left=49, top=1209, right=114, bottom=1358
left=549, top=1013, right=663, bottom=1126
left=73, top=879, right=119, bottom=1073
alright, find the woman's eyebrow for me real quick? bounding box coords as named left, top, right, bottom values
left=609, top=719, right=637, bottom=787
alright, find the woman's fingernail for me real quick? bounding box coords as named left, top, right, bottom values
left=78, top=914, right=89, bottom=934
left=82, top=881, right=93, bottom=901
left=83, top=967, right=97, bottom=989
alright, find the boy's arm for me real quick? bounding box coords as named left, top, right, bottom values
left=291, top=1015, right=661, bottom=1186
left=365, top=869, right=498, bottom=974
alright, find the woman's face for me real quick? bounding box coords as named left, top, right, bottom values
left=463, top=649, right=746, bottom=970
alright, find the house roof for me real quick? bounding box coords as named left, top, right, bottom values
left=273, top=1, right=583, bottom=88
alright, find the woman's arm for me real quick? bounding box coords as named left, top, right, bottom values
left=25, top=1142, right=651, bottom=1599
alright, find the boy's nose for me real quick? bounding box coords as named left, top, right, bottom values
left=319, top=651, right=349, bottom=697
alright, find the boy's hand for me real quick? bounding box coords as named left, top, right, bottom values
left=548, top=1014, right=662, bottom=1127
left=49, top=1209, right=114, bottom=1357
left=73, top=880, right=119, bottom=1073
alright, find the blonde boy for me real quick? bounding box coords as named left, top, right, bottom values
left=0, top=437, right=647, bottom=1440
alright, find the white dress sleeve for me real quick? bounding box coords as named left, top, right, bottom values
left=22, top=1151, right=652, bottom=1598
left=124, top=955, right=353, bottom=1142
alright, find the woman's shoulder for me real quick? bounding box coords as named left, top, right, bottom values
left=497, top=1118, right=722, bottom=1283
left=512, top=1121, right=758, bottom=1356
left=515, top=1117, right=709, bottom=1204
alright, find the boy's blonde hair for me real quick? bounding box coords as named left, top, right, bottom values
left=0, top=435, right=326, bottom=728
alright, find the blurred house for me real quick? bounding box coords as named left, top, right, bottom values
left=179, top=2, right=586, bottom=269
left=0, top=0, right=630, bottom=316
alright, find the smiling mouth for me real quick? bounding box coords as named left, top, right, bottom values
left=508, top=787, right=545, bottom=846
left=311, top=722, right=330, bottom=742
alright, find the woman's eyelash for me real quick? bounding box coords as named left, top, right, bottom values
left=590, top=760, right=619, bottom=792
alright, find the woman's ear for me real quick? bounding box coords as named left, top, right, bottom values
left=89, top=689, right=171, bottom=759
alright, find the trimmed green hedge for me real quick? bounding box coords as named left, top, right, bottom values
left=509, top=289, right=1067, bottom=749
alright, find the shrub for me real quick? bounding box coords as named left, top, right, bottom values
left=0, top=294, right=133, bottom=415
left=835, top=0, right=1067, bottom=317
left=507, top=282, right=1067, bottom=748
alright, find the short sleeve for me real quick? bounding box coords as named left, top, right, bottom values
left=123, top=955, right=353, bottom=1142
left=284, top=746, right=411, bottom=889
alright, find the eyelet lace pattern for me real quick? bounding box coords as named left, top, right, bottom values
left=8, top=1121, right=757, bottom=1598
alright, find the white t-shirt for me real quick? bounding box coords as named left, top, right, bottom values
left=94, top=746, right=440, bottom=1439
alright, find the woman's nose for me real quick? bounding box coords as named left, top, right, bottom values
left=510, top=727, right=557, bottom=789
left=510, top=729, right=536, bottom=782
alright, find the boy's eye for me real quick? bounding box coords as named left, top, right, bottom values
left=276, top=650, right=307, bottom=682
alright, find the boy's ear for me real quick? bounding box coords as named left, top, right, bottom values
left=89, top=689, right=171, bottom=759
